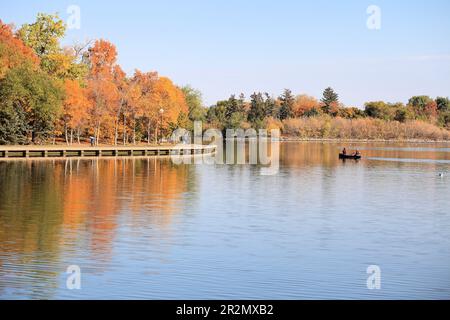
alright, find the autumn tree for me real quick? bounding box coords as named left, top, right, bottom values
left=63, top=79, right=90, bottom=144
left=293, top=94, right=320, bottom=117
left=111, top=65, right=129, bottom=145
left=45, top=46, right=89, bottom=80
left=0, top=21, right=39, bottom=79
left=130, top=72, right=188, bottom=144
left=154, top=77, right=188, bottom=142
left=86, top=40, right=120, bottom=145
left=127, top=71, right=148, bottom=144
left=338, top=107, right=365, bottom=119
left=18, top=13, right=65, bottom=58
left=424, top=100, right=438, bottom=120
left=87, top=78, right=119, bottom=144
left=408, top=96, right=437, bottom=120
left=130, top=70, right=159, bottom=144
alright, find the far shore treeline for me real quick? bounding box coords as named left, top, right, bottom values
left=1, top=13, right=450, bottom=145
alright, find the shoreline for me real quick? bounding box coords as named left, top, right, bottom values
left=1, top=138, right=450, bottom=150
left=279, top=137, right=450, bottom=144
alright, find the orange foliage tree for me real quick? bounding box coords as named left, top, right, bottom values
left=112, top=65, right=128, bottom=145
left=153, top=77, right=188, bottom=143
left=293, top=94, right=320, bottom=117
left=125, top=74, right=145, bottom=144
left=86, top=40, right=119, bottom=145
left=0, top=21, right=39, bottom=78
left=63, top=79, right=91, bottom=144
left=130, top=72, right=187, bottom=144
left=132, top=70, right=158, bottom=144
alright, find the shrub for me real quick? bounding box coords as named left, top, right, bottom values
left=280, top=116, right=450, bottom=141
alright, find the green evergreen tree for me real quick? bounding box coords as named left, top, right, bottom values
left=321, top=87, right=339, bottom=114
left=225, top=95, right=239, bottom=120
left=248, top=92, right=266, bottom=125
left=218, top=94, right=246, bottom=129
left=278, top=89, right=294, bottom=120
left=264, top=93, right=276, bottom=118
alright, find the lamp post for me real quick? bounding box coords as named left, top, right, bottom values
left=159, top=108, right=164, bottom=145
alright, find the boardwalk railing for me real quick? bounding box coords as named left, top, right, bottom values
left=0, top=145, right=216, bottom=159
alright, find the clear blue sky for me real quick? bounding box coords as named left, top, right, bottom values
left=1, top=0, right=449, bottom=107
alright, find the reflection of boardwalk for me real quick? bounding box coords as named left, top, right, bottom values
left=0, top=144, right=215, bottom=159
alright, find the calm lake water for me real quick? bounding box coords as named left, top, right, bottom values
left=1, top=142, right=449, bottom=300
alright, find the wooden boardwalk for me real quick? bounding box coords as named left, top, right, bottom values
left=0, top=144, right=216, bottom=159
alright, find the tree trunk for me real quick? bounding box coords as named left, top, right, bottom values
left=70, top=129, right=74, bottom=145
left=147, top=122, right=151, bottom=145
left=95, top=124, right=101, bottom=146
left=65, top=126, right=69, bottom=146
left=77, top=128, right=81, bottom=144
left=133, top=120, right=136, bottom=145
left=123, top=114, right=127, bottom=145
left=114, top=119, right=118, bottom=146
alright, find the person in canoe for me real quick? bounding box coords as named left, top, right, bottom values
left=340, top=148, right=361, bottom=159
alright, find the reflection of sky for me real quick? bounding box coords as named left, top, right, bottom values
left=1, top=0, right=450, bottom=106
left=368, top=157, right=450, bottom=164
left=0, top=143, right=449, bottom=299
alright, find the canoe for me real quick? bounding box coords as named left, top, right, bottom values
left=339, top=153, right=362, bottom=160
